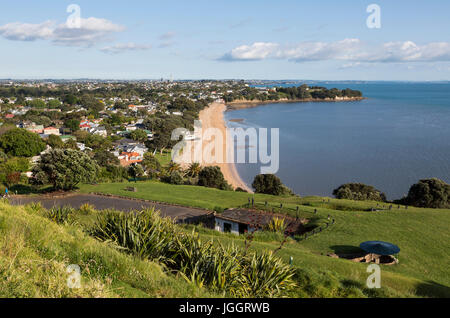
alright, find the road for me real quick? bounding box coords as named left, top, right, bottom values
left=10, top=193, right=210, bottom=223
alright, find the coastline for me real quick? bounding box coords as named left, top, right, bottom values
left=179, top=102, right=253, bottom=193
left=199, top=102, right=253, bottom=193
left=226, top=96, right=366, bottom=110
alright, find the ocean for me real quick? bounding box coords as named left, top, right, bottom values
left=225, top=82, right=450, bottom=200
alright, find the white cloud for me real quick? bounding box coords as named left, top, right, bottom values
left=100, top=42, right=152, bottom=54
left=0, top=17, right=125, bottom=47
left=221, top=42, right=279, bottom=61
left=221, top=39, right=450, bottom=64
left=0, top=21, right=54, bottom=41
left=53, top=17, right=125, bottom=46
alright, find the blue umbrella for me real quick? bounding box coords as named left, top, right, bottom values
left=359, top=241, right=400, bottom=255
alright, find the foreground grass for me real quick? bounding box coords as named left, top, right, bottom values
left=0, top=201, right=214, bottom=298
left=79, top=181, right=450, bottom=297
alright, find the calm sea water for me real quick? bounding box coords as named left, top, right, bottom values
left=225, top=83, right=450, bottom=200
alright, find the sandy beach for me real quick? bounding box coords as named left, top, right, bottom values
left=177, top=102, right=252, bottom=192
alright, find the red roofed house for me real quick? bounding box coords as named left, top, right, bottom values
left=118, top=152, right=143, bottom=167
left=43, top=127, right=60, bottom=136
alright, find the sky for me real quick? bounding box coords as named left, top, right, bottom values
left=0, top=0, right=449, bottom=80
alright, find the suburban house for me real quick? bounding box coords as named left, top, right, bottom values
left=118, top=152, right=143, bottom=166
left=26, top=124, right=44, bottom=134
left=43, top=127, right=60, bottom=136
left=113, top=138, right=147, bottom=156
left=90, top=126, right=107, bottom=137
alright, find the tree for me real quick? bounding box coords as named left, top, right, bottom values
left=64, top=94, right=78, bottom=105
left=93, top=151, right=120, bottom=166
left=402, top=178, right=450, bottom=209
left=32, top=149, right=99, bottom=190
left=47, top=135, right=64, bottom=149
left=47, top=99, right=62, bottom=108
left=142, top=152, right=162, bottom=177
left=0, top=128, right=46, bottom=157
left=252, top=174, right=291, bottom=196
left=130, top=129, right=148, bottom=143
left=198, top=166, right=230, bottom=190
left=333, top=183, right=386, bottom=202
left=128, top=163, right=144, bottom=182
left=28, top=99, right=46, bottom=108
left=64, top=119, right=80, bottom=132
left=64, top=138, right=79, bottom=150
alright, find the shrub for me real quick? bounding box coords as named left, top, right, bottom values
left=402, top=178, right=450, bottom=208
left=91, top=209, right=296, bottom=297
left=252, top=174, right=292, bottom=196
left=162, top=171, right=184, bottom=185
left=266, top=217, right=287, bottom=233
left=45, top=206, right=74, bottom=224
left=198, top=166, right=231, bottom=190
left=333, top=183, right=386, bottom=202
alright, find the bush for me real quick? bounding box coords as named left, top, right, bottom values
left=198, top=166, right=231, bottom=190
left=45, top=206, right=74, bottom=224
left=333, top=183, right=386, bottom=202
left=266, top=217, right=287, bottom=233
left=90, top=209, right=296, bottom=297
left=162, top=171, right=184, bottom=185
left=402, top=178, right=450, bottom=208
left=252, top=174, right=292, bottom=196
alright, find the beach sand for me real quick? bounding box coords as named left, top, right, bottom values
left=177, top=102, right=252, bottom=192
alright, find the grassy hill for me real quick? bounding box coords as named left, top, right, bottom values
left=78, top=181, right=450, bottom=298
left=0, top=200, right=214, bottom=298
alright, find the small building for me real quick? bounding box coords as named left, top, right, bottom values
left=215, top=208, right=308, bottom=236
left=43, top=127, right=60, bottom=136
left=215, top=209, right=278, bottom=235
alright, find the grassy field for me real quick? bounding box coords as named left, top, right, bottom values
left=0, top=201, right=215, bottom=298
left=78, top=181, right=450, bottom=297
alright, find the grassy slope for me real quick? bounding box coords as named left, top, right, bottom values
left=79, top=181, right=450, bottom=297
left=0, top=201, right=214, bottom=298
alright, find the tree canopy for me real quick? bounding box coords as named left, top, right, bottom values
left=32, top=149, right=99, bottom=190
left=0, top=128, right=46, bottom=157
left=402, top=178, right=450, bottom=209
left=252, top=174, right=291, bottom=196
left=333, top=183, right=386, bottom=202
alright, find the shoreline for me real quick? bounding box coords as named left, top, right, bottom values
left=178, top=102, right=253, bottom=193
left=226, top=97, right=366, bottom=110
left=199, top=102, right=253, bottom=193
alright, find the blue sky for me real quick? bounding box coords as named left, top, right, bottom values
left=0, top=0, right=449, bottom=80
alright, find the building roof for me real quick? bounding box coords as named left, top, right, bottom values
left=216, top=209, right=277, bottom=226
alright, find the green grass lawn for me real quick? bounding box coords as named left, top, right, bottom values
left=78, top=181, right=450, bottom=297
